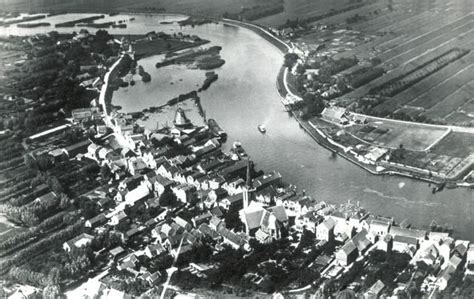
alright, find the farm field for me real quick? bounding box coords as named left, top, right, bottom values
left=389, top=52, right=474, bottom=109
left=0, top=215, right=27, bottom=241
left=319, top=1, right=474, bottom=126
left=254, top=0, right=351, bottom=27
left=422, top=81, right=474, bottom=121
left=408, top=63, right=474, bottom=110
left=0, top=0, right=277, bottom=16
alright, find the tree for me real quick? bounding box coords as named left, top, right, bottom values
left=301, top=92, right=325, bottom=120
left=283, top=53, right=299, bottom=68
left=48, top=176, right=64, bottom=194
left=59, top=193, right=71, bottom=209
left=47, top=267, right=62, bottom=285
left=100, top=164, right=113, bottom=182
left=37, top=154, right=53, bottom=171
left=43, top=284, right=61, bottom=299
left=159, top=188, right=178, bottom=207
left=24, top=154, right=38, bottom=170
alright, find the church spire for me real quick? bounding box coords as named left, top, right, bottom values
left=243, top=160, right=255, bottom=209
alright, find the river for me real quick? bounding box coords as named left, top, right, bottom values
left=4, top=13, right=473, bottom=240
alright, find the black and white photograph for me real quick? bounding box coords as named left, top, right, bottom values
left=0, top=0, right=473, bottom=298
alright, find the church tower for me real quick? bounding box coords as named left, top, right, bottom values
left=242, top=160, right=256, bottom=209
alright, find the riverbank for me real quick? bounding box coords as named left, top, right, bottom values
left=223, top=18, right=471, bottom=190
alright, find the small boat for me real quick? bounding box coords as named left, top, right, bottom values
left=232, top=141, right=242, bottom=149
left=258, top=125, right=266, bottom=133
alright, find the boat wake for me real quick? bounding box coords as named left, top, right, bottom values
left=362, top=187, right=441, bottom=207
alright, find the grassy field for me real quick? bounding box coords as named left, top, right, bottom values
left=348, top=117, right=448, bottom=151
left=430, top=132, right=474, bottom=158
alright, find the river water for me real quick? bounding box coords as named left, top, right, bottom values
left=4, top=14, right=473, bottom=239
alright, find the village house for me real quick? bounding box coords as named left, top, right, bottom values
left=149, top=173, right=174, bottom=197
left=219, top=160, right=248, bottom=181
left=377, top=235, right=392, bottom=252
left=222, top=177, right=245, bottom=195
left=63, top=233, right=94, bottom=252
left=110, top=211, right=128, bottom=226
left=466, top=245, right=474, bottom=275
left=321, top=106, right=350, bottom=125
left=209, top=175, right=226, bottom=190
left=253, top=171, right=282, bottom=192
left=255, top=185, right=277, bottom=205
left=364, top=280, right=385, bottom=299
left=351, top=229, right=372, bottom=254
left=127, top=157, right=148, bottom=176
left=186, top=171, right=204, bottom=186
left=197, top=159, right=226, bottom=174
left=219, top=193, right=244, bottom=211
left=218, top=226, right=249, bottom=251
left=295, top=212, right=322, bottom=233
left=192, top=212, right=213, bottom=227
left=109, top=246, right=126, bottom=260
left=198, top=223, right=221, bottom=241
left=335, top=240, right=358, bottom=266
left=438, top=238, right=454, bottom=270
left=389, top=226, right=427, bottom=243
left=392, top=235, right=419, bottom=256
left=172, top=184, right=196, bottom=203
left=144, top=243, right=166, bottom=259
left=85, top=213, right=107, bottom=228
left=368, top=219, right=391, bottom=243
left=65, top=139, right=91, bottom=158
left=316, top=217, right=336, bottom=242
left=174, top=216, right=192, bottom=231
left=209, top=216, right=225, bottom=231
left=124, top=184, right=150, bottom=205
left=140, top=271, right=161, bottom=286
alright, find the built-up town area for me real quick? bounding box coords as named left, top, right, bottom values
left=0, top=0, right=474, bottom=298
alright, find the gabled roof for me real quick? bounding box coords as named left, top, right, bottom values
left=86, top=213, right=107, bottom=226
left=352, top=229, right=371, bottom=252
left=389, top=226, right=426, bottom=240
left=110, top=246, right=125, bottom=256
left=453, top=243, right=468, bottom=257
left=155, top=174, right=174, bottom=187
left=193, top=212, right=213, bottom=223
left=210, top=206, right=224, bottom=217
left=210, top=216, right=224, bottom=228
left=219, top=227, right=246, bottom=247
left=339, top=240, right=357, bottom=256
left=320, top=217, right=336, bottom=230
left=125, top=227, right=140, bottom=238
left=199, top=223, right=220, bottom=240
left=267, top=205, right=288, bottom=223
left=370, top=219, right=391, bottom=230
left=449, top=255, right=462, bottom=269
left=244, top=209, right=265, bottom=230
left=146, top=243, right=165, bottom=256
left=226, top=193, right=243, bottom=204
left=174, top=216, right=191, bottom=230
left=393, top=235, right=418, bottom=246
left=367, top=280, right=385, bottom=296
